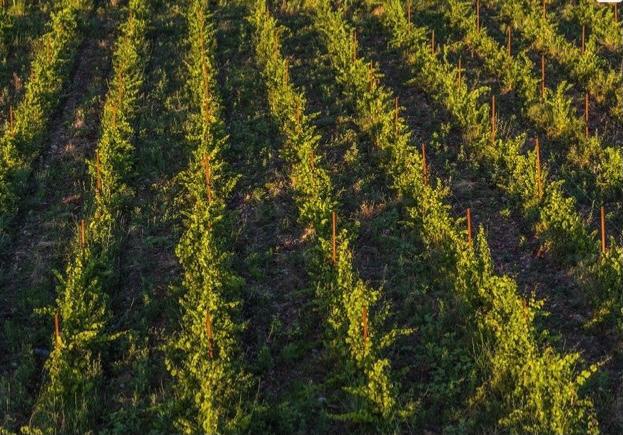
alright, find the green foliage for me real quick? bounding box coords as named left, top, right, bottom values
left=483, top=0, right=621, bottom=114
left=498, top=136, right=542, bottom=209
left=24, top=1, right=149, bottom=432
left=595, top=146, right=623, bottom=196
left=465, top=230, right=599, bottom=435
left=566, top=135, right=623, bottom=199
left=164, top=2, right=251, bottom=432
left=589, top=247, right=623, bottom=329
left=0, top=0, right=617, bottom=432
left=94, top=0, right=149, bottom=207
left=251, top=0, right=408, bottom=427
left=535, top=183, right=594, bottom=261
left=0, top=8, right=12, bottom=63
left=380, top=0, right=622, bottom=310
left=528, top=82, right=582, bottom=141
left=445, top=0, right=538, bottom=102
left=441, top=0, right=623, bottom=202
left=390, top=25, right=491, bottom=141
left=561, top=0, right=622, bottom=52
left=0, top=0, right=91, bottom=247
left=469, top=0, right=623, bottom=336
left=330, top=0, right=601, bottom=431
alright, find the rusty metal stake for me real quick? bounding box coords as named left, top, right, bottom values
left=601, top=206, right=607, bottom=255
left=54, top=312, right=60, bottom=346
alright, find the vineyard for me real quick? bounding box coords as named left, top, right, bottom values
left=0, top=0, right=622, bottom=433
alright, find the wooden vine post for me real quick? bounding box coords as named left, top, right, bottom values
left=466, top=208, right=473, bottom=247
left=54, top=312, right=61, bottom=346
left=308, top=149, right=316, bottom=171
left=542, top=0, right=546, bottom=19
left=295, top=99, right=302, bottom=125
left=352, top=30, right=356, bottom=62
left=581, top=25, right=585, bottom=53
left=79, top=219, right=86, bottom=249
left=507, top=27, right=512, bottom=56
left=535, top=137, right=543, bottom=198
left=11, top=71, right=20, bottom=93
left=205, top=310, right=214, bottom=359
left=201, top=154, right=213, bottom=202
left=362, top=306, right=369, bottom=344
left=458, top=57, right=462, bottom=86
left=431, top=29, right=435, bottom=54
left=332, top=211, right=337, bottom=265
left=407, top=0, right=412, bottom=25
left=600, top=206, right=607, bottom=255
left=616, top=4, right=619, bottom=23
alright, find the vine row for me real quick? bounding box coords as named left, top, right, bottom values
left=25, top=1, right=149, bottom=431
left=375, top=0, right=623, bottom=329
left=164, top=1, right=251, bottom=432
left=0, top=0, right=91, bottom=248
left=251, top=0, right=410, bottom=426
left=341, top=0, right=600, bottom=431
left=482, top=0, right=623, bottom=120
left=441, top=0, right=622, bottom=200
